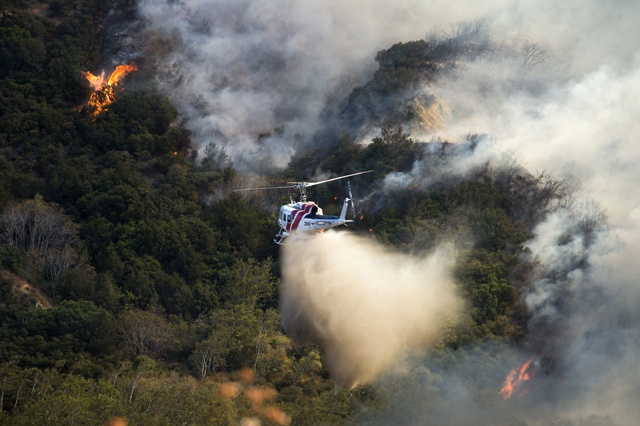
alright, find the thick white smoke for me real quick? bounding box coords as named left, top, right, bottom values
left=279, top=232, right=462, bottom=388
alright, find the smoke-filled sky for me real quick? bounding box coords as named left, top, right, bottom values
left=134, top=0, right=640, bottom=424
left=134, top=0, right=639, bottom=170
left=132, top=0, right=538, bottom=170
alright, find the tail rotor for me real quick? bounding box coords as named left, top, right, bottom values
left=347, top=180, right=357, bottom=220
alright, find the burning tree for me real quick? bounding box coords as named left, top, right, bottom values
left=500, top=357, right=536, bottom=400
left=80, top=63, right=138, bottom=116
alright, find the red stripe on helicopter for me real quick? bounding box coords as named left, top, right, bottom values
left=286, top=203, right=315, bottom=232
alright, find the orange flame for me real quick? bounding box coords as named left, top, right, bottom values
left=81, top=70, right=105, bottom=90
left=107, top=64, right=139, bottom=86
left=500, top=357, right=536, bottom=400
left=81, top=63, right=138, bottom=116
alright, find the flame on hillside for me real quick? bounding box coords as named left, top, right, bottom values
left=80, top=63, right=138, bottom=116
left=500, top=357, right=536, bottom=400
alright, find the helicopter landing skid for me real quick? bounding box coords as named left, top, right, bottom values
left=274, top=233, right=286, bottom=245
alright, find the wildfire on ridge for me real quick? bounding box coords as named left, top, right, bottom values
left=500, top=357, right=536, bottom=400
left=80, top=63, right=138, bottom=116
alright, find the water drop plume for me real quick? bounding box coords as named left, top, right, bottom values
left=280, top=231, right=462, bottom=387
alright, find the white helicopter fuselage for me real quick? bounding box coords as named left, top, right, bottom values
left=276, top=198, right=352, bottom=242
left=233, top=169, right=371, bottom=245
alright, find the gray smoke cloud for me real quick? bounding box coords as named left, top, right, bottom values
left=279, top=232, right=462, bottom=388
left=346, top=1, right=640, bottom=425
left=132, top=0, right=533, bottom=171
left=134, top=0, right=431, bottom=170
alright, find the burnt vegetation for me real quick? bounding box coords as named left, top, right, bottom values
left=0, top=3, right=596, bottom=425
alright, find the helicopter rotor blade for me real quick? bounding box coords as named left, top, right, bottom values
left=234, top=170, right=373, bottom=194
left=303, top=170, right=373, bottom=188
left=233, top=185, right=296, bottom=192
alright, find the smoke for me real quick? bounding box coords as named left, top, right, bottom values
left=339, top=0, right=640, bottom=424
left=279, top=232, right=462, bottom=388
left=128, top=0, right=640, bottom=422
left=133, top=0, right=419, bottom=169
left=381, top=136, right=511, bottom=193
left=130, top=0, right=535, bottom=170
left=130, top=0, right=640, bottom=165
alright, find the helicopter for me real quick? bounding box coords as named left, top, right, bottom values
left=235, top=170, right=372, bottom=244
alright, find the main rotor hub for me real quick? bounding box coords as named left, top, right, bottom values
left=298, top=185, right=308, bottom=202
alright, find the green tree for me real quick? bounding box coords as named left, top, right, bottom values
left=190, top=305, right=262, bottom=376
left=220, top=257, right=277, bottom=308
left=0, top=300, right=118, bottom=375
left=190, top=323, right=234, bottom=379
left=253, top=309, right=293, bottom=386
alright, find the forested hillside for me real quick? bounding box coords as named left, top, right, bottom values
left=0, top=1, right=593, bottom=425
